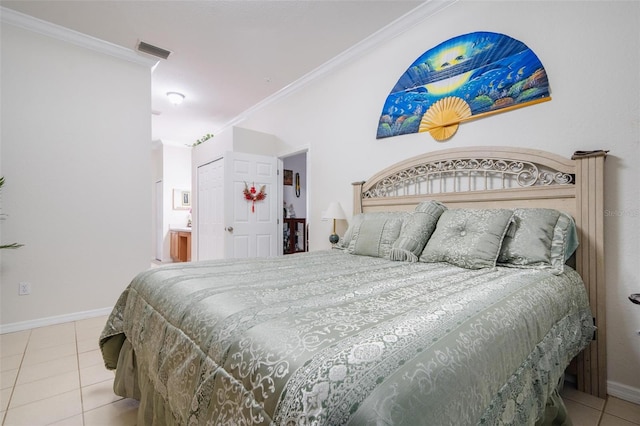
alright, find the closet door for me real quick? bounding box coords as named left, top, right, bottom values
left=197, top=158, right=224, bottom=260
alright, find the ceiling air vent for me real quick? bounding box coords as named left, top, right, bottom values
left=136, top=41, right=172, bottom=60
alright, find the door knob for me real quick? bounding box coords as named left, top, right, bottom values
left=225, top=226, right=234, bottom=233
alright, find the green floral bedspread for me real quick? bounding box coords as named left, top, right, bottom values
left=100, top=250, right=594, bottom=425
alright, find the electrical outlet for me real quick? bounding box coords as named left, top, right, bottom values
left=18, top=282, right=31, bottom=295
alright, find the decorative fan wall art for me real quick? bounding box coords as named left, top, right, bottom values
left=377, top=32, right=551, bottom=141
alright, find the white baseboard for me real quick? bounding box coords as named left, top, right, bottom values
left=566, top=374, right=640, bottom=405
left=0, top=307, right=113, bottom=334
left=608, top=380, right=640, bottom=405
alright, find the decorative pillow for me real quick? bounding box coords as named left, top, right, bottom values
left=498, top=208, right=579, bottom=274
left=551, top=212, right=579, bottom=265
left=336, top=214, right=363, bottom=249
left=390, top=201, right=447, bottom=262
left=346, top=212, right=408, bottom=258
left=420, top=209, right=514, bottom=269
left=415, top=200, right=447, bottom=214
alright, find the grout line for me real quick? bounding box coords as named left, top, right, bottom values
left=74, top=320, right=87, bottom=426
left=602, top=396, right=640, bottom=426
left=1, top=329, right=31, bottom=425
left=596, top=399, right=605, bottom=425
left=599, top=397, right=608, bottom=426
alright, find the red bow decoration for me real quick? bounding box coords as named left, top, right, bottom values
left=243, top=182, right=267, bottom=212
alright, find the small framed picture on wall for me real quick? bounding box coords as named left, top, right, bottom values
left=283, top=169, right=293, bottom=186
left=173, top=189, right=191, bottom=210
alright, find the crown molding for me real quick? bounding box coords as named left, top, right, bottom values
left=216, top=0, right=458, bottom=133
left=0, top=6, right=158, bottom=68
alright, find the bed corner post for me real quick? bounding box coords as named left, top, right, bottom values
left=352, top=181, right=365, bottom=215
left=572, top=150, right=608, bottom=399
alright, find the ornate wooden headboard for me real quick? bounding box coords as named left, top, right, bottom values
left=352, top=146, right=607, bottom=398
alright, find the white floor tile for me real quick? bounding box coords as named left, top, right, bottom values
left=22, top=342, right=77, bottom=366
left=30, top=322, right=75, bottom=339
left=9, top=370, right=80, bottom=409
left=16, top=354, right=78, bottom=385
left=3, top=389, right=82, bottom=426
left=564, top=398, right=601, bottom=426
left=600, top=413, right=639, bottom=426
left=1, top=386, right=12, bottom=411
left=82, top=397, right=139, bottom=426
left=0, top=369, right=18, bottom=390
left=562, top=384, right=607, bottom=411
left=81, top=378, right=123, bottom=412
left=80, top=363, right=115, bottom=388
left=77, top=337, right=101, bottom=354
left=0, top=331, right=30, bottom=358
left=47, top=413, right=84, bottom=426
left=78, top=348, right=104, bottom=370
left=0, top=354, right=23, bottom=372
left=27, top=332, right=76, bottom=351
left=75, top=328, right=103, bottom=344
left=605, top=397, right=640, bottom=424
left=75, top=315, right=108, bottom=329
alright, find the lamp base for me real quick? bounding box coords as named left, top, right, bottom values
left=329, top=233, right=340, bottom=244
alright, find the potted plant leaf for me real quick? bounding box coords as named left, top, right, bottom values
left=0, top=176, right=23, bottom=249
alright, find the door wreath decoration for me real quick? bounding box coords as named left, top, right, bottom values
left=243, top=182, right=267, bottom=212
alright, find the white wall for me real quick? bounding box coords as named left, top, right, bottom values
left=233, top=127, right=279, bottom=157
left=151, top=142, right=163, bottom=260
left=236, top=1, right=640, bottom=401
left=191, top=127, right=279, bottom=169
left=0, top=23, right=153, bottom=328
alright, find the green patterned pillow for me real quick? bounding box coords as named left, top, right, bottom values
left=346, top=212, right=408, bottom=258
left=420, top=209, right=514, bottom=269
left=390, top=201, right=447, bottom=262
left=336, top=214, right=364, bottom=249
left=550, top=212, right=579, bottom=268
left=498, top=208, right=578, bottom=274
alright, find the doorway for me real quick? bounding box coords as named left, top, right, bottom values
left=281, top=151, right=308, bottom=254
left=155, top=180, right=163, bottom=261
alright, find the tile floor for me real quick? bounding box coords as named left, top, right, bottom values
left=1, top=316, right=639, bottom=425
left=1, top=317, right=138, bottom=425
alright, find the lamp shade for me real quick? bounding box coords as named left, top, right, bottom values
left=323, top=202, right=346, bottom=220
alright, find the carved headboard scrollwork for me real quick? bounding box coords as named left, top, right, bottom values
left=362, top=155, right=575, bottom=200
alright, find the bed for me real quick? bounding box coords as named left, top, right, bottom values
left=100, top=146, right=607, bottom=425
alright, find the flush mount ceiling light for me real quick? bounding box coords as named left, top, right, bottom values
left=166, top=92, right=185, bottom=105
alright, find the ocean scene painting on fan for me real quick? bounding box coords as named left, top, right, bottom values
left=377, top=31, right=551, bottom=141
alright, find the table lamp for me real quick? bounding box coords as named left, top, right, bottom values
left=323, top=201, right=347, bottom=244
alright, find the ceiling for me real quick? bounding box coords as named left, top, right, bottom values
left=1, top=0, right=427, bottom=145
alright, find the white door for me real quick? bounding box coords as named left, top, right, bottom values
left=224, top=151, right=280, bottom=258
left=197, top=158, right=225, bottom=260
